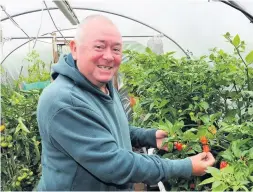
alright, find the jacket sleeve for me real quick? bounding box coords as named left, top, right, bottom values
left=129, top=125, right=158, bottom=148
left=49, top=106, right=192, bottom=185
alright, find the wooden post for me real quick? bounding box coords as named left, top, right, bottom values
left=52, top=33, right=59, bottom=63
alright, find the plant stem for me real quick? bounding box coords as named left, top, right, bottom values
left=213, top=144, right=227, bottom=150
left=217, top=89, right=228, bottom=114
left=155, top=71, right=176, bottom=103
left=233, top=80, right=242, bottom=123
left=183, top=124, right=199, bottom=128
left=233, top=42, right=251, bottom=91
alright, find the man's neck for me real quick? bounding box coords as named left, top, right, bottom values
left=100, top=85, right=109, bottom=95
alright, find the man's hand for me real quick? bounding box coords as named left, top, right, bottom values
left=189, top=152, right=216, bottom=176
left=156, top=130, right=168, bottom=150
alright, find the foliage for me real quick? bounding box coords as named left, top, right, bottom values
left=1, top=33, right=253, bottom=191
left=17, top=50, right=51, bottom=85
left=0, top=50, right=49, bottom=191
left=120, top=33, right=253, bottom=191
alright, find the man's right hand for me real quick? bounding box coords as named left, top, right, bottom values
left=189, top=152, right=215, bottom=176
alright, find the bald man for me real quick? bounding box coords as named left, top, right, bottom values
left=36, top=15, right=215, bottom=191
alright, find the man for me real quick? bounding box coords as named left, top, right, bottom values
left=36, top=15, right=215, bottom=191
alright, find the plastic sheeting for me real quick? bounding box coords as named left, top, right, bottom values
left=1, top=0, right=253, bottom=81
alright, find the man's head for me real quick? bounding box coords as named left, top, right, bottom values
left=70, top=15, right=122, bottom=90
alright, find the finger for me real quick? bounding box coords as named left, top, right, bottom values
left=156, top=130, right=168, bottom=139
left=160, top=130, right=168, bottom=137
left=206, top=152, right=215, bottom=159
left=206, top=152, right=216, bottom=165
left=164, top=131, right=168, bottom=135
left=198, top=152, right=208, bottom=159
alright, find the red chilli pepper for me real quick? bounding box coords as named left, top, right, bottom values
left=220, top=161, right=228, bottom=169
left=202, top=145, right=210, bottom=152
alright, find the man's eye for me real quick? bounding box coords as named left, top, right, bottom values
left=95, top=45, right=104, bottom=49
left=113, top=48, right=120, bottom=52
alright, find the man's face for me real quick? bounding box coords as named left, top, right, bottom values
left=71, top=21, right=122, bottom=88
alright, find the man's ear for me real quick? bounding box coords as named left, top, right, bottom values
left=69, top=40, right=77, bottom=60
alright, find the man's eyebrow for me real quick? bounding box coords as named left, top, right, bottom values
left=94, top=40, right=106, bottom=43
left=94, top=40, right=122, bottom=46
left=113, top=42, right=122, bottom=46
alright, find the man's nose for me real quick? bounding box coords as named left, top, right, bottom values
left=102, top=48, right=114, bottom=61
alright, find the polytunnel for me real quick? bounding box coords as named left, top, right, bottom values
left=1, top=0, right=253, bottom=191
left=1, top=0, right=253, bottom=81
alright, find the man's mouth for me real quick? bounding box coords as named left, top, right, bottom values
left=97, top=66, right=113, bottom=70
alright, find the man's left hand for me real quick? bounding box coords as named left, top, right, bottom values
left=156, top=130, right=168, bottom=151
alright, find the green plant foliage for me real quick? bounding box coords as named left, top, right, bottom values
left=1, top=50, right=48, bottom=191
left=120, top=33, right=253, bottom=191
left=1, top=33, right=253, bottom=191
left=17, top=50, right=51, bottom=85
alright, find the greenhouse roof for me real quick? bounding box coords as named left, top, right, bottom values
left=0, top=0, right=253, bottom=80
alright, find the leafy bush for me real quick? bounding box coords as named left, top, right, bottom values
left=17, top=50, right=51, bottom=84
left=1, top=50, right=50, bottom=191
left=120, top=33, right=253, bottom=191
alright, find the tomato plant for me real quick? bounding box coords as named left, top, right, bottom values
left=1, top=51, right=49, bottom=191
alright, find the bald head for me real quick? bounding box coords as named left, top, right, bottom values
left=74, top=15, right=120, bottom=44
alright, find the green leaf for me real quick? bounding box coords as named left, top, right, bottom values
left=221, top=165, right=234, bottom=174
left=185, top=128, right=198, bottom=132
left=149, top=103, right=154, bottom=110
left=158, top=99, right=169, bottom=108
left=240, top=186, right=249, bottom=192
left=173, top=121, right=184, bottom=131
left=165, top=51, right=176, bottom=56
left=212, top=183, right=229, bottom=192
left=191, top=144, right=202, bottom=153
left=241, top=91, right=253, bottom=98
left=235, top=169, right=249, bottom=181
left=197, top=124, right=209, bottom=132
left=143, top=113, right=152, bottom=122
left=161, top=108, right=171, bottom=116
left=233, top=185, right=240, bottom=191
left=18, top=117, right=30, bottom=133
left=14, top=124, right=21, bottom=135
left=248, top=148, right=253, bottom=159
left=205, top=167, right=222, bottom=179
left=232, top=141, right=242, bottom=158
left=212, top=181, right=222, bottom=189
left=232, top=34, right=240, bottom=47
left=167, top=142, right=174, bottom=152
left=199, top=177, right=215, bottom=185
left=210, top=112, right=222, bottom=122
left=199, top=101, right=209, bottom=110
left=200, top=115, right=210, bottom=124
left=183, top=131, right=197, bottom=141
left=218, top=49, right=225, bottom=55
left=186, top=149, right=195, bottom=154
left=245, top=50, right=253, bottom=64
left=192, top=96, right=199, bottom=101
left=168, top=107, right=177, bottom=117
left=248, top=108, right=253, bottom=115
left=241, top=150, right=249, bottom=157
left=224, top=32, right=230, bottom=37
left=32, top=136, right=41, bottom=165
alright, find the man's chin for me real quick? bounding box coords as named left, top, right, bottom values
left=98, top=78, right=113, bottom=84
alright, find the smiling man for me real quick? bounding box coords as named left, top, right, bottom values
left=36, top=15, right=215, bottom=191
left=72, top=15, right=122, bottom=94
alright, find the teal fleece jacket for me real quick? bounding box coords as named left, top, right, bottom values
left=36, top=53, right=192, bottom=191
